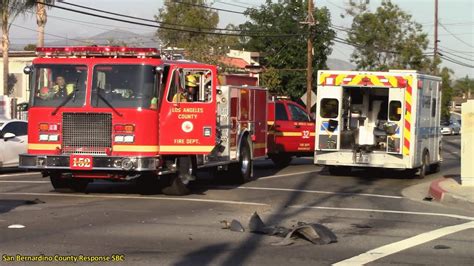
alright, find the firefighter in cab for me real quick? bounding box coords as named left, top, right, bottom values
left=53, top=76, right=74, bottom=98
left=39, top=76, right=74, bottom=99
left=173, top=74, right=198, bottom=102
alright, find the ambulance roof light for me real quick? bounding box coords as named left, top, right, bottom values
left=36, top=46, right=160, bottom=58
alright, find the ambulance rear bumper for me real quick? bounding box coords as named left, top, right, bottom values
left=19, top=154, right=160, bottom=171
left=314, top=150, right=408, bottom=169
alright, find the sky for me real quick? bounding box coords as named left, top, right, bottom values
left=11, top=0, right=474, bottom=79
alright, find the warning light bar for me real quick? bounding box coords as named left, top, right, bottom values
left=36, top=46, right=160, bottom=58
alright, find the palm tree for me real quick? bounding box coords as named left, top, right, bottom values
left=1, top=0, right=35, bottom=95
left=32, top=0, right=55, bottom=47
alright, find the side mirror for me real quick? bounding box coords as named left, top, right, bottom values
left=23, top=65, right=33, bottom=75
left=154, top=66, right=163, bottom=74
left=3, top=132, right=16, bottom=140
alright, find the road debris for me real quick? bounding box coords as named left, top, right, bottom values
left=230, top=220, right=245, bottom=232
left=223, top=212, right=337, bottom=246
left=24, top=198, right=45, bottom=205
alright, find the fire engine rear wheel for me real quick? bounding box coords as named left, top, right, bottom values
left=230, top=140, right=253, bottom=184
left=270, top=154, right=292, bottom=168
left=50, top=173, right=69, bottom=190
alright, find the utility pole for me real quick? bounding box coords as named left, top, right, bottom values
left=302, top=0, right=316, bottom=113
left=434, top=0, right=439, bottom=73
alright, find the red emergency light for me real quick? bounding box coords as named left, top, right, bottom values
left=36, top=46, right=160, bottom=58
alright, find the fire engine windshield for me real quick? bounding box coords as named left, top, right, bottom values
left=30, top=64, right=87, bottom=107
left=91, top=64, right=156, bottom=109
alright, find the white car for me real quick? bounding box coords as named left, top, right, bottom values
left=440, top=120, right=461, bottom=135
left=0, top=119, right=28, bottom=168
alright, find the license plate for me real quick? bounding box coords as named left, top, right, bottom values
left=70, top=155, right=93, bottom=170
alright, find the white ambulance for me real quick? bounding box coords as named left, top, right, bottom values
left=314, top=70, right=442, bottom=178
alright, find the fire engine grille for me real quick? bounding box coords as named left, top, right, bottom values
left=62, top=113, right=112, bottom=155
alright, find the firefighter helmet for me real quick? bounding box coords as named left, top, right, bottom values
left=186, top=75, right=198, bottom=87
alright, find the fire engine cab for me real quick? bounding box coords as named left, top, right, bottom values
left=315, top=70, right=442, bottom=178
left=20, top=46, right=267, bottom=195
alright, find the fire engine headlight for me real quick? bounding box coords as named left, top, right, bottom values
left=121, top=158, right=134, bottom=170
left=124, top=135, right=134, bottom=143
left=39, top=134, right=49, bottom=141
left=48, top=134, right=59, bottom=141
left=114, top=135, right=125, bottom=142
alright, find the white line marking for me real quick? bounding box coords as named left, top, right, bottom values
left=0, top=180, right=49, bottom=184
left=333, top=220, right=474, bottom=265
left=289, top=205, right=474, bottom=221
left=258, top=170, right=319, bottom=180
left=235, top=186, right=403, bottom=199
left=0, top=192, right=269, bottom=207
left=0, top=172, right=41, bottom=178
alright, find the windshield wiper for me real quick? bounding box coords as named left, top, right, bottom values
left=96, top=86, right=123, bottom=117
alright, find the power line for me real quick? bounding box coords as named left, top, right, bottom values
left=439, top=49, right=474, bottom=62
left=214, top=0, right=249, bottom=9
left=22, top=9, right=155, bottom=38
left=439, top=45, right=474, bottom=55
left=10, top=23, right=92, bottom=45
left=439, top=22, right=473, bottom=48
left=58, top=0, right=244, bottom=33
left=171, top=0, right=245, bottom=14
left=440, top=54, right=474, bottom=68
left=39, top=1, right=300, bottom=38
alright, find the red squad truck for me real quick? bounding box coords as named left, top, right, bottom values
left=20, top=46, right=268, bottom=195
left=267, top=96, right=315, bottom=167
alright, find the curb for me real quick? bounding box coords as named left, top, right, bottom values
left=428, top=178, right=446, bottom=201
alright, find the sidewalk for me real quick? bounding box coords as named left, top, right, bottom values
left=429, top=175, right=474, bottom=206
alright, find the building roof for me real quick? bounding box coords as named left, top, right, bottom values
left=0, top=51, right=36, bottom=57
left=220, top=57, right=249, bottom=69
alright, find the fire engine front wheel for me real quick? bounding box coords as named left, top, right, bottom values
left=49, top=174, right=90, bottom=193
left=50, top=173, right=69, bottom=190
left=161, top=174, right=190, bottom=196
left=161, top=157, right=194, bottom=196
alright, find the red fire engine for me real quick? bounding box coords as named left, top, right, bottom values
left=20, top=46, right=267, bottom=195
left=267, top=96, right=315, bottom=167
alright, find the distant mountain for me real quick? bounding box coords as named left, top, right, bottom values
left=326, top=58, right=355, bottom=71
left=10, top=29, right=159, bottom=50
left=45, top=29, right=159, bottom=47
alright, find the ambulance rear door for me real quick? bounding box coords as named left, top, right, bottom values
left=316, top=84, right=343, bottom=151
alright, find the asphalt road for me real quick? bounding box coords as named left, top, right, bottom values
left=1, top=135, right=472, bottom=265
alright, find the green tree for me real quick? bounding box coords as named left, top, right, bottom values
left=155, top=0, right=237, bottom=64
left=346, top=0, right=432, bottom=72
left=239, top=0, right=335, bottom=98
left=454, top=75, right=474, bottom=99
left=23, top=43, right=36, bottom=51
left=1, top=0, right=36, bottom=95
left=439, top=67, right=454, bottom=121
